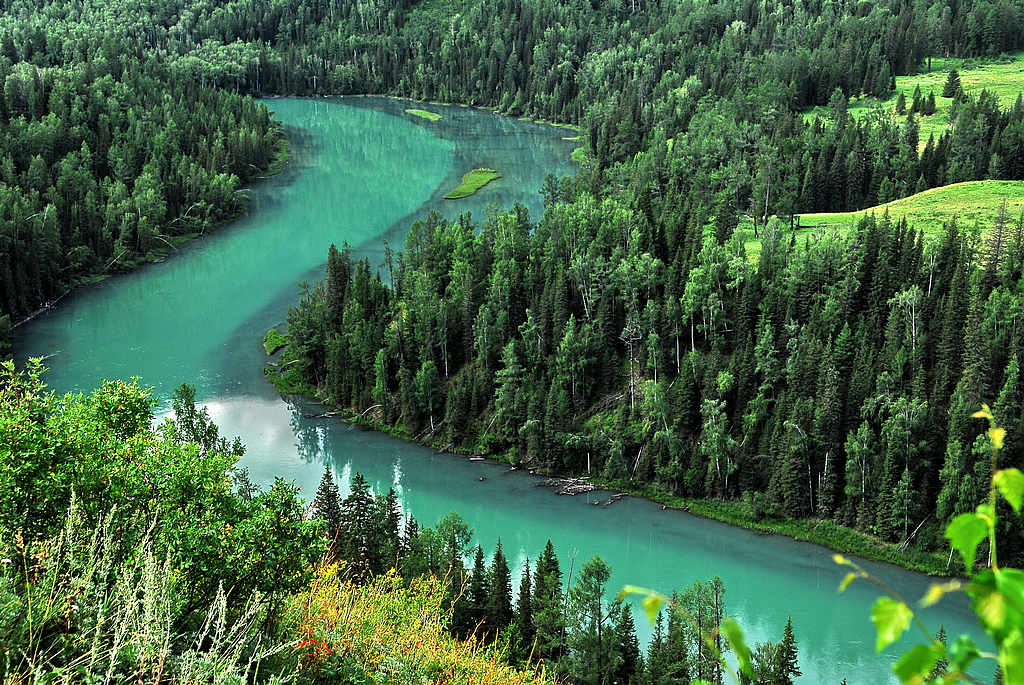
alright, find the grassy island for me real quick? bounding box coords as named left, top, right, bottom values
left=405, top=108, right=442, bottom=121
left=444, top=168, right=501, bottom=199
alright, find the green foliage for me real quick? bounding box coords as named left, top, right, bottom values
left=0, top=362, right=324, bottom=681
left=264, top=327, right=288, bottom=355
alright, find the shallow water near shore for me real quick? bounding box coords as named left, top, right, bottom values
left=14, top=97, right=991, bottom=684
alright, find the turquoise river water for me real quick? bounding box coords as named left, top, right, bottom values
left=13, top=97, right=991, bottom=683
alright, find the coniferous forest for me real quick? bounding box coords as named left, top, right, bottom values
left=3, top=0, right=1024, bottom=682
left=2, top=0, right=1024, bottom=337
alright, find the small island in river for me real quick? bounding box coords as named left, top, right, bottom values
left=444, top=168, right=501, bottom=199
left=405, top=108, right=442, bottom=121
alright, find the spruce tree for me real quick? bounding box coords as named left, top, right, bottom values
left=488, top=539, right=514, bottom=631
left=929, top=626, right=949, bottom=679
left=313, top=466, right=343, bottom=553
left=614, top=604, right=641, bottom=684
left=532, top=540, right=566, bottom=661
left=468, top=545, right=489, bottom=635
left=942, top=69, right=962, bottom=98
left=340, top=472, right=378, bottom=580
left=375, top=487, right=402, bottom=572
left=780, top=616, right=802, bottom=684
left=515, top=560, right=535, bottom=656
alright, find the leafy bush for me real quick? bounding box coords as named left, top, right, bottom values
left=288, top=565, right=553, bottom=684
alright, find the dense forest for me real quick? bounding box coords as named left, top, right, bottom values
left=0, top=53, right=284, bottom=326
left=3, top=0, right=1024, bottom=341
left=280, top=201, right=1024, bottom=569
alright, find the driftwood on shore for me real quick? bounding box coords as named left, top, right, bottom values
left=590, top=492, right=628, bottom=507
left=536, top=476, right=597, bottom=495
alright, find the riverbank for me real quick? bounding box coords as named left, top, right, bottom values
left=264, top=351, right=955, bottom=578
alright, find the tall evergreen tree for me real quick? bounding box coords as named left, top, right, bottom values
left=312, top=465, right=342, bottom=553
left=942, top=70, right=962, bottom=98
left=488, top=539, right=514, bottom=632
left=780, top=616, right=802, bottom=684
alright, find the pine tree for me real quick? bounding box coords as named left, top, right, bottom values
left=313, top=466, right=342, bottom=553
left=780, top=616, right=802, bottom=684
left=565, top=555, right=620, bottom=685
left=664, top=594, right=692, bottom=682
left=375, top=487, right=402, bottom=572
left=614, top=604, right=641, bottom=684
left=488, top=539, right=514, bottom=631
left=645, top=611, right=668, bottom=684
left=515, top=560, right=535, bottom=656
left=468, top=545, right=489, bottom=636
left=942, top=69, right=962, bottom=99
left=340, top=472, right=378, bottom=580
left=325, top=242, right=351, bottom=330
left=929, top=626, right=949, bottom=679
left=532, top=540, right=566, bottom=661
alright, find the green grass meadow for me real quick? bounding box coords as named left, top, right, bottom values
left=740, top=180, right=1024, bottom=255
left=804, top=52, right=1024, bottom=149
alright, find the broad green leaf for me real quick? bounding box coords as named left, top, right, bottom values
left=721, top=619, right=753, bottom=678
left=893, top=644, right=940, bottom=684
left=945, top=513, right=988, bottom=571
left=1000, top=629, right=1023, bottom=685
left=921, top=581, right=962, bottom=607
left=996, top=569, right=1024, bottom=615
left=995, top=468, right=1024, bottom=514
left=872, top=597, right=914, bottom=652
left=967, top=571, right=1015, bottom=641
left=948, top=635, right=980, bottom=674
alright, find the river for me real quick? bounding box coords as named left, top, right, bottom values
left=13, top=97, right=990, bottom=684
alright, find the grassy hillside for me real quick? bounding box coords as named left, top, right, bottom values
left=740, top=180, right=1024, bottom=254
left=804, top=52, right=1024, bottom=149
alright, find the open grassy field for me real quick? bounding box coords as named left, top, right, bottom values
left=803, top=52, right=1024, bottom=149
left=739, top=180, right=1024, bottom=255
left=444, top=168, right=501, bottom=199
left=405, top=108, right=442, bottom=122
